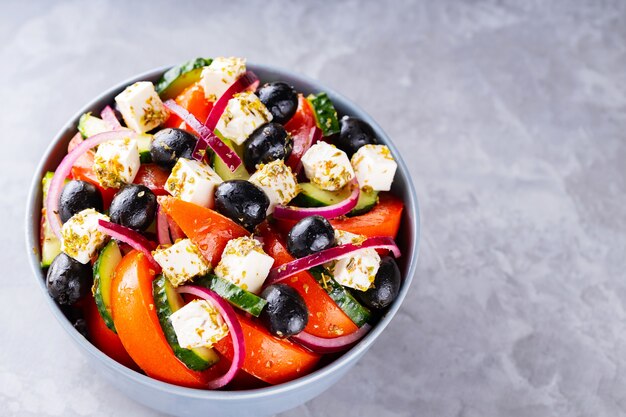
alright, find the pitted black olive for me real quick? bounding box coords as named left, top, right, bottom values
left=109, top=184, right=157, bottom=231
left=150, top=128, right=198, bottom=169
left=260, top=284, right=309, bottom=338
left=46, top=253, right=92, bottom=305
left=287, top=215, right=335, bottom=258
left=256, top=82, right=298, bottom=124
left=243, top=123, right=292, bottom=172
left=58, top=180, right=103, bottom=223
left=336, top=116, right=378, bottom=157
left=355, top=256, right=401, bottom=309
left=214, top=180, right=270, bottom=230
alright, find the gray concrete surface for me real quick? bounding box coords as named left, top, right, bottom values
left=2, top=0, right=626, bottom=416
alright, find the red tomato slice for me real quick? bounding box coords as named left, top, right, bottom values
left=257, top=222, right=359, bottom=338
left=159, top=196, right=249, bottom=266
left=274, top=193, right=404, bottom=239
left=164, top=82, right=214, bottom=134
left=284, top=95, right=317, bottom=172
left=214, top=313, right=320, bottom=385
left=111, top=250, right=215, bottom=387
left=133, top=164, right=170, bottom=195
left=82, top=294, right=138, bottom=370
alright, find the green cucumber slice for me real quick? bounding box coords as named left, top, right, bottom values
left=41, top=172, right=63, bottom=268
left=292, top=182, right=379, bottom=216
left=92, top=240, right=122, bottom=332
left=136, top=134, right=153, bottom=163
left=153, top=275, right=220, bottom=371
left=196, top=275, right=267, bottom=317
left=309, top=267, right=371, bottom=327
left=156, top=58, right=213, bottom=100
left=77, top=113, right=110, bottom=139
left=307, top=92, right=340, bottom=136
left=212, top=135, right=249, bottom=180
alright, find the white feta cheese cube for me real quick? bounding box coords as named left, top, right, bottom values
left=200, top=57, right=247, bottom=101
left=215, top=237, right=274, bottom=294
left=169, top=299, right=229, bottom=349
left=325, top=230, right=381, bottom=291
left=115, top=81, right=168, bottom=133
left=351, top=145, right=397, bottom=191
left=61, top=208, right=110, bottom=264
left=165, top=158, right=223, bottom=208
left=301, top=142, right=355, bottom=191
left=152, top=238, right=211, bottom=287
left=93, top=138, right=140, bottom=188
left=215, top=92, right=272, bottom=145
left=248, top=160, right=298, bottom=214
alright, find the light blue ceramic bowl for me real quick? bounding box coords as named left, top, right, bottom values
left=25, top=64, right=420, bottom=417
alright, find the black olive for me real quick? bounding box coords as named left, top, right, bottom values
left=109, top=184, right=157, bottom=231
left=46, top=253, right=92, bottom=305
left=287, top=215, right=335, bottom=258
left=336, top=116, right=378, bottom=157
left=243, top=123, right=292, bottom=172
left=256, top=82, right=298, bottom=124
left=214, top=180, right=269, bottom=230
left=58, top=180, right=103, bottom=223
left=150, top=128, right=198, bottom=169
left=355, top=256, right=401, bottom=309
left=73, top=318, right=88, bottom=338
left=260, top=284, right=309, bottom=338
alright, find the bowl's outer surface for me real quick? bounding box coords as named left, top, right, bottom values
left=25, top=64, right=421, bottom=417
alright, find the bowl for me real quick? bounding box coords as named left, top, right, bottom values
left=25, top=63, right=421, bottom=417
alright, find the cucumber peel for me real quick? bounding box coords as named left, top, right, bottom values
left=156, top=58, right=213, bottom=100
left=92, top=241, right=122, bottom=332
left=307, top=92, right=340, bottom=136
left=196, top=275, right=267, bottom=317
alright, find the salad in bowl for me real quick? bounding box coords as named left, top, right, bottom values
left=38, top=57, right=409, bottom=391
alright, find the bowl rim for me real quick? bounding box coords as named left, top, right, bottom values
left=25, top=62, right=421, bottom=400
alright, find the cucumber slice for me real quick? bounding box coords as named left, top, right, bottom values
left=153, top=275, right=220, bottom=371
left=136, top=134, right=153, bottom=163
left=41, top=172, right=63, bottom=267
left=78, top=113, right=109, bottom=139
left=156, top=57, right=213, bottom=100
left=92, top=241, right=122, bottom=332
left=307, top=92, right=340, bottom=136
left=292, top=182, right=379, bottom=216
left=196, top=275, right=267, bottom=317
left=309, top=267, right=371, bottom=327
left=212, top=135, right=249, bottom=180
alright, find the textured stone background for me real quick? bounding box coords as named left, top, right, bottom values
left=2, top=0, right=626, bottom=416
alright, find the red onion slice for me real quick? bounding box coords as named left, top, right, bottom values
left=287, top=126, right=322, bottom=175
left=267, top=236, right=401, bottom=285
left=100, top=106, right=122, bottom=130
left=97, top=219, right=161, bottom=272
left=176, top=285, right=245, bottom=389
left=273, top=178, right=360, bottom=221
left=291, top=323, right=372, bottom=353
left=204, top=71, right=259, bottom=130
left=163, top=100, right=241, bottom=171
left=156, top=205, right=172, bottom=246
left=46, top=130, right=137, bottom=239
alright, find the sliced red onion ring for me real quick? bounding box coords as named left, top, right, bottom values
left=176, top=285, right=245, bottom=389
left=100, top=106, right=122, bottom=130
left=46, top=130, right=137, bottom=239
left=163, top=100, right=241, bottom=171
left=97, top=219, right=161, bottom=272
left=267, top=236, right=401, bottom=285
left=291, top=323, right=372, bottom=353
left=287, top=126, right=322, bottom=175
left=273, top=178, right=360, bottom=221
left=156, top=205, right=172, bottom=246
left=204, top=71, right=259, bottom=130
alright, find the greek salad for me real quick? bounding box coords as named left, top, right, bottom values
left=40, top=57, right=405, bottom=389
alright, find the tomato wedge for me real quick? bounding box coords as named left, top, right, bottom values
left=159, top=196, right=249, bottom=266
left=284, top=95, right=317, bottom=172
left=274, top=193, right=404, bottom=239
left=111, top=250, right=213, bottom=387
left=164, top=82, right=214, bottom=134
left=133, top=164, right=170, bottom=196
left=214, top=313, right=320, bottom=385
left=83, top=294, right=138, bottom=370
left=257, top=222, right=359, bottom=338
